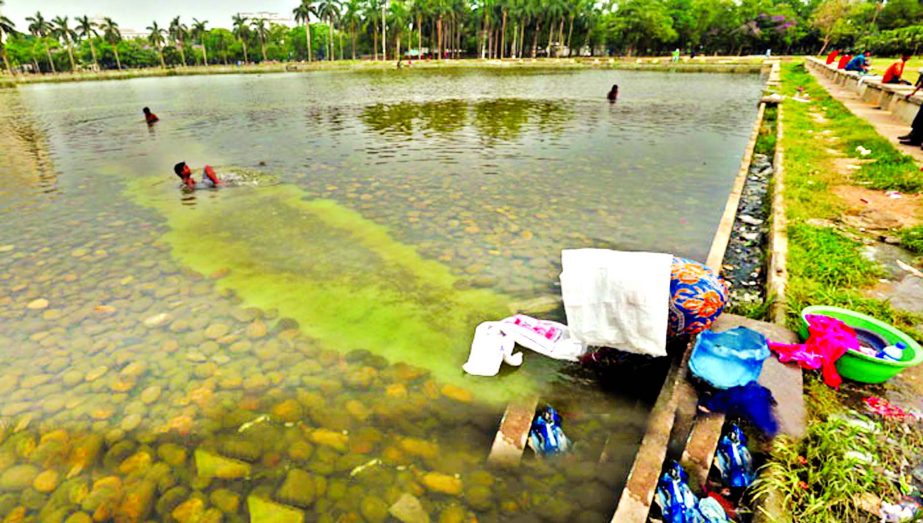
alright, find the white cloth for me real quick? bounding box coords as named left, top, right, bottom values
left=560, top=249, right=673, bottom=357
left=462, top=315, right=587, bottom=377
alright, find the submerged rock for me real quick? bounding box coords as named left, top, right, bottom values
left=209, top=488, right=240, bottom=514
left=275, top=469, right=315, bottom=508
left=194, top=449, right=251, bottom=479
left=389, top=493, right=430, bottom=523
left=247, top=495, right=304, bottom=523
left=0, top=465, right=39, bottom=491
left=421, top=473, right=463, bottom=496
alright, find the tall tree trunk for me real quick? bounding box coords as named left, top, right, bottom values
left=557, top=17, right=565, bottom=57
left=352, top=26, right=357, bottom=60
left=817, top=36, right=831, bottom=56
left=500, top=10, right=507, bottom=59
left=328, top=20, right=333, bottom=61
left=531, top=19, right=540, bottom=58
left=373, top=27, right=378, bottom=61
left=241, top=41, right=248, bottom=63
left=66, top=41, right=76, bottom=71
left=519, top=23, right=525, bottom=58
left=396, top=33, right=400, bottom=61
left=417, top=15, right=422, bottom=58
left=89, top=40, right=98, bottom=69
left=32, top=55, right=40, bottom=73
left=306, top=23, right=313, bottom=62
left=114, top=46, right=122, bottom=70
left=159, top=48, right=166, bottom=68
left=179, top=40, right=188, bottom=66
left=45, top=47, right=57, bottom=73
left=202, top=42, right=209, bottom=66
left=510, top=23, right=517, bottom=58
left=339, top=32, right=344, bottom=60
left=566, top=16, right=574, bottom=56
left=1, top=49, right=12, bottom=75
left=437, top=16, right=443, bottom=60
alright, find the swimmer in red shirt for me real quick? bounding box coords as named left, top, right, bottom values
left=825, top=49, right=839, bottom=65
left=174, top=162, right=221, bottom=190
left=143, top=107, right=159, bottom=125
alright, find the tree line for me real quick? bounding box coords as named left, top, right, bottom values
left=0, top=0, right=922, bottom=74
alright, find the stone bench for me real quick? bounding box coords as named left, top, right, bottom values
left=806, top=57, right=922, bottom=126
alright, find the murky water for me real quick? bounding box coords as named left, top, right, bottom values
left=0, top=68, right=763, bottom=522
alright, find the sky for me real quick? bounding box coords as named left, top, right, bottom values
left=4, top=0, right=299, bottom=33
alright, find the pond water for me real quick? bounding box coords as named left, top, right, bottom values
left=0, top=68, right=764, bottom=522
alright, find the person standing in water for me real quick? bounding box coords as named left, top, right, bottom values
left=142, top=107, right=159, bottom=125
left=174, top=162, right=221, bottom=190
left=607, top=84, right=619, bottom=102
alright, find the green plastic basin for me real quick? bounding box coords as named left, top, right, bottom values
left=799, top=306, right=923, bottom=384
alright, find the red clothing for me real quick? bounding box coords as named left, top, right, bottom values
left=882, top=60, right=906, bottom=83
left=837, top=54, right=851, bottom=70
left=203, top=165, right=220, bottom=185
left=145, top=113, right=159, bottom=124
left=825, top=50, right=839, bottom=65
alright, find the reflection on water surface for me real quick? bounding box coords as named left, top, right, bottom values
left=0, top=68, right=763, bottom=522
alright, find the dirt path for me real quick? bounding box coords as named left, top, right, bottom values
left=808, top=68, right=923, bottom=165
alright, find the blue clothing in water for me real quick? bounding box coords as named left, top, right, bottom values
left=845, top=55, right=868, bottom=72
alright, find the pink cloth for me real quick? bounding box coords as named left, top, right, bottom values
left=768, top=315, right=854, bottom=388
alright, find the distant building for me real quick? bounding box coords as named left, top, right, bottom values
left=88, top=16, right=148, bottom=40
left=237, top=12, right=296, bottom=28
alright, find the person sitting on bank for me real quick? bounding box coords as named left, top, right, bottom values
left=845, top=51, right=871, bottom=74
left=142, top=107, right=159, bottom=125
left=607, top=84, right=619, bottom=102
left=837, top=52, right=852, bottom=70
left=825, top=49, right=839, bottom=65
left=898, top=68, right=923, bottom=146
left=882, top=53, right=912, bottom=85
left=174, top=162, right=221, bottom=190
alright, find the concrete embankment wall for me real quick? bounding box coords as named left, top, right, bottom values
left=805, top=57, right=921, bottom=125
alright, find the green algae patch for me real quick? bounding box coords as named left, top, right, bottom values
left=128, top=179, right=556, bottom=400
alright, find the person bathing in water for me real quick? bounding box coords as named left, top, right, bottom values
left=607, top=84, right=619, bottom=102
left=143, top=107, right=159, bottom=125
left=174, top=162, right=221, bottom=190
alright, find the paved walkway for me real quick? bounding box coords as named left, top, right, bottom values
left=808, top=67, right=923, bottom=164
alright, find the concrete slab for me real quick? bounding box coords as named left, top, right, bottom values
left=806, top=59, right=923, bottom=165
left=487, top=396, right=538, bottom=466
left=680, top=314, right=805, bottom=489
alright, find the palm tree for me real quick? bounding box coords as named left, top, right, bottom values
left=169, top=17, right=188, bottom=67
left=293, top=1, right=315, bottom=62
left=342, top=0, right=363, bottom=60
left=364, top=0, right=383, bottom=60
left=76, top=16, right=99, bottom=69
left=390, top=0, right=409, bottom=60
left=231, top=14, right=250, bottom=63
left=26, top=11, right=56, bottom=73
left=52, top=16, right=77, bottom=71
left=410, top=0, right=427, bottom=59
left=191, top=18, right=209, bottom=66
left=101, top=17, right=122, bottom=70
left=317, top=0, right=340, bottom=61
left=147, top=21, right=166, bottom=68
left=251, top=18, right=269, bottom=61
left=0, top=11, right=15, bottom=74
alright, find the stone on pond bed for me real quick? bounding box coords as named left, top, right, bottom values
left=248, top=495, right=304, bottom=523
left=194, top=449, right=251, bottom=479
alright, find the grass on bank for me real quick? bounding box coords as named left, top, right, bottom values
left=754, top=375, right=923, bottom=523
left=776, top=61, right=923, bottom=338
left=753, top=60, right=923, bottom=523
left=901, top=224, right=923, bottom=254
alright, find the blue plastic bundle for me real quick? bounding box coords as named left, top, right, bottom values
left=715, top=423, right=756, bottom=488
left=528, top=405, right=571, bottom=456
left=656, top=461, right=705, bottom=523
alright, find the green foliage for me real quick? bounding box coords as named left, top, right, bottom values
left=900, top=225, right=923, bottom=254
left=860, top=24, right=923, bottom=56
left=754, top=376, right=923, bottom=523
